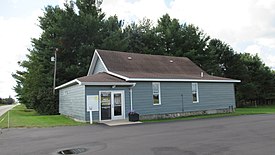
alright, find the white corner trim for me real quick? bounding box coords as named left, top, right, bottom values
left=55, top=79, right=82, bottom=90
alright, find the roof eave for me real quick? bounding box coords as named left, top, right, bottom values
left=55, top=79, right=82, bottom=90
left=81, top=82, right=136, bottom=86
left=125, top=78, right=241, bottom=83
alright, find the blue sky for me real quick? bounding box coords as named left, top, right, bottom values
left=1, top=0, right=275, bottom=99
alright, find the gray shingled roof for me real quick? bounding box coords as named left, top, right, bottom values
left=77, top=72, right=126, bottom=82
left=97, top=49, right=233, bottom=80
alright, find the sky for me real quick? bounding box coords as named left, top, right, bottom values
left=0, top=0, right=275, bottom=99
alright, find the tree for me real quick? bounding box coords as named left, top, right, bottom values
left=124, top=18, right=157, bottom=54
left=155, top=14, right=182, bottom=55
left=155, top=15, right=210, bottom=66
left=177, top=24, right=210, bottom=68
left=13, top=0, right=105, bottom=114
left=204, top=39, right=236, bottom=76
left=234, top=53, right=275, bottom=106
left=0, top=96, right=15, bottom=105
left=100, top=16, right=129, bottom=51
left=13, top=2, right=275, bottom=114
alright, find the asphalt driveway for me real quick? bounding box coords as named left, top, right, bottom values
left=0, top=114, right=275, bottom=155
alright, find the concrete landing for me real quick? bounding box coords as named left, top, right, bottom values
left=101, top=119, right=142, bottom=126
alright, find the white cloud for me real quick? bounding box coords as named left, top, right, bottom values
left=244, top=44, right=262, bottom=55
left=244, top=44, right=275, bottom=68
left=0, top=10, right=43, bottom=98
left=101, top=0, right=168, bottom=25
left=58, top=0, right=67, bottom=9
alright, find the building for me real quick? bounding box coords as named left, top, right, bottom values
left=56, top=49, right=240, bottom=122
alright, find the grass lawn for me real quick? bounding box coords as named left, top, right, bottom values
left=142, top=105, right=275, bottom=123
left=1, top=104, right=275, bottom=127
left=0, top=105, right=86, bottom=128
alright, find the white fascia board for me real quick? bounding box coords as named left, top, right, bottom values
left=103, top=71, right=240, bottom=83
left=81, top=82, right=136, bottom=86
left=87, top=50, right=98, bottom=76
left=126, top=78, right=241, bottom=83
left=55, top=79, right=82, bottom=90
left=106, top=71, right=129, bottom=81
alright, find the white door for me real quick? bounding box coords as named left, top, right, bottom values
left=112, top=91, right=124, bottom=120
left=100, top=91, right=124, bottom=121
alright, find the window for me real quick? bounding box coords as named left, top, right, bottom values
left=192, top=83, right=199, bottom=103
left=152, top=82, right=161, bottom=105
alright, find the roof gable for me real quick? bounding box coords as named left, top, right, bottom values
left=87, top=50, right=108, bottom=75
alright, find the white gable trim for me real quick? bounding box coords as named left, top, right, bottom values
left=55, top=79, right=82, bottom=90
left=87, top=49, right=109, bottom=75
left=87, top=51, right=98, bottom=75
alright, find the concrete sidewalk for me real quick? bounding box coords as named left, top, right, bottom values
left=0, top=104, right=18, bottom=117
left=101, top=119, right=142, bottom=126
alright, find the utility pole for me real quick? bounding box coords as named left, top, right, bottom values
left=52, top=48, right=58, bottom=95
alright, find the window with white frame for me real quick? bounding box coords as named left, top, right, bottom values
left=152, top=82, right=161, bottom=105
left=192, top=83, right=199, bottom=103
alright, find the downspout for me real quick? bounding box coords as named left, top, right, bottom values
left=181, top=94, right=184, bottom=112
left=130, top=83, right=136, bottom=111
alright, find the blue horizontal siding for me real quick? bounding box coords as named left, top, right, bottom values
left=132, top=82, right=236, bottom=115
left=132, top=82, right=191, bottom=115
left=59, top=81, right=236, bottom=122
left=92, top=58, right=106, bottom=74
left=59, top=85, right=86, bottom=121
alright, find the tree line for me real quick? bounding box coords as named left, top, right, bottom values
left=0, top=96, right=15, bottom=105
left=12, top=0, right=275, bottom=114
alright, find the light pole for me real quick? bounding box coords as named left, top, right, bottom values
left=51, top=48, right=58, bottom=95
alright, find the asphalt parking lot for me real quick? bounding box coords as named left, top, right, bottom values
left=1, top=114, right=275, bottom=155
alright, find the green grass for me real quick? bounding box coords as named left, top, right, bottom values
left=2, top=105, right=275, bottom=127
left=0, top=105, right=86, bottom=128
left=235, top=105, right=275, bottom=114
left=142, top=105, right=275, bottom=123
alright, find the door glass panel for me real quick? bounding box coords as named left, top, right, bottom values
left=114, top=93, right=122, bottom=116
left=101, top=92, right=111, bottom=120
